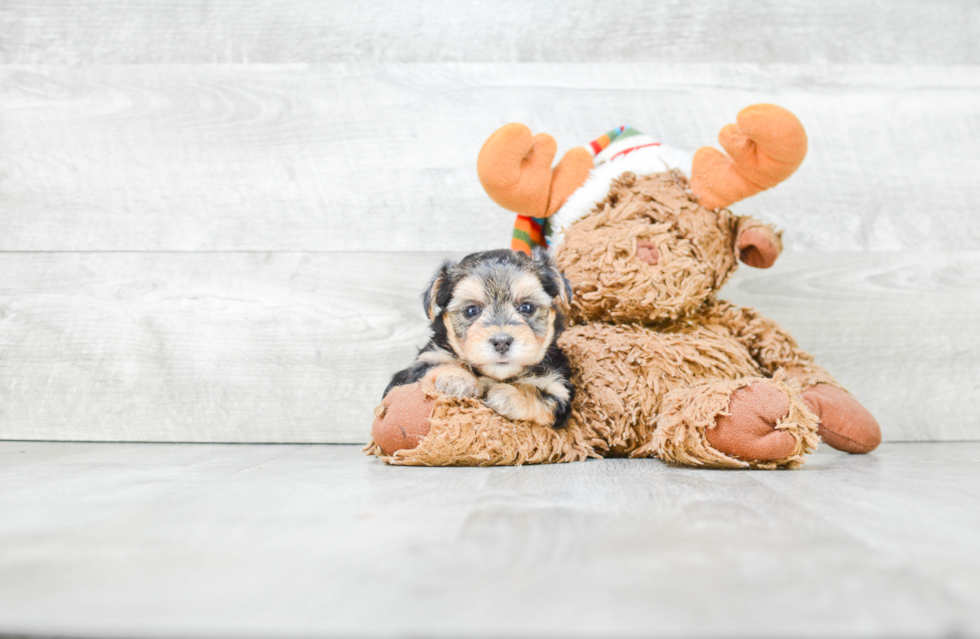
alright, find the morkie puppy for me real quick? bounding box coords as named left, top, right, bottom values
left=384, top=249, right=575, bottom=429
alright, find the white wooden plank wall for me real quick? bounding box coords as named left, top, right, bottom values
left=0, top=1, right=978, bottom=443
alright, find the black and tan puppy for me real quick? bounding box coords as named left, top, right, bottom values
left=384, top=249, right=575, bottom=429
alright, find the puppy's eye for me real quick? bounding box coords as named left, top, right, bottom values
left=518, top=302, right=536, bottom=315
left=463, top=305, right=481, bottom=318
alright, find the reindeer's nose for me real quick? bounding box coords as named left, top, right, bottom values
left=490, top=334, right=514, bottom=354
left=636, top=240, right=659, bottom=266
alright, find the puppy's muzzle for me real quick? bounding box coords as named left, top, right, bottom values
left=490, top=333, right=514, bottom=354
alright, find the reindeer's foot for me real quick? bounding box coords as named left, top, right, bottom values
left=640, top=377, right=820, bottom=469
left=802, top=384, right=881, bottom=454
left=705, top=382, right=798, bottom=462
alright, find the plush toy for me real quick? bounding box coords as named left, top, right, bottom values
left=366, top=104, right=881, bottom=468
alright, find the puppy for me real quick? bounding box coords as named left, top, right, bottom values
left=384, top=249, right=575, bottom=429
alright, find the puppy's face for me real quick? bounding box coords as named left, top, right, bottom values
left=424, top=250, right=570, bottom=381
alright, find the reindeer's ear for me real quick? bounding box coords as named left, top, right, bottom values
left=422, top=260, right=455, bottom=320
left=735, top=218, right=783, bottom=269
left=532, top=247, right=572, bottom=306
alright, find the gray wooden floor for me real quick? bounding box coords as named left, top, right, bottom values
left=1, top=441, right=978, bottom=638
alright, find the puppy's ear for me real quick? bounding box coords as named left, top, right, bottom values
left=548, top=268, right=573, bottom=308
left=422, top=260, right=455, bottom=321
left=532, top=247, right=572, bottom=306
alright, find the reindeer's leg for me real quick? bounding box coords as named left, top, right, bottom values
left=719, top=303, right=883, bottom=454
left=690, top=104, right=808, bottom=210
left=634, top=376, right=820, bottom=469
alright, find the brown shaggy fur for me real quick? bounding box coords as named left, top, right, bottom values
left=367, top=171, right=842, bottom=469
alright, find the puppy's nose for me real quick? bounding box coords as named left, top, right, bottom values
left=490, top=334, right=514, bottom=354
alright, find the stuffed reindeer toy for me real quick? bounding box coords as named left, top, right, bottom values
left=367, top=104, right=881, bottom=469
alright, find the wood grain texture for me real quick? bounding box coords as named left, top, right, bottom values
left=0, top=250, right=976, bottom=443
left=1, top=0, right=977, bottom=65
left=1, top=442, right=978, bottom=637
left=1, top=2, right=977, bottom=446
left=1, top=63, right=978, bottom=253
left=0, top=252, right=429, bottom=443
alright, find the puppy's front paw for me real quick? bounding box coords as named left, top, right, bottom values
left=429, top=366, right=483, bottom=399
left=484, top=383, right=555, bottom=426
left=483, top=385, right=519, bottom=419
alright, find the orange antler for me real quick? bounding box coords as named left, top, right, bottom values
left=477, top=124, right=593, bottom=219
left=690, top=104, right=808, bottom=210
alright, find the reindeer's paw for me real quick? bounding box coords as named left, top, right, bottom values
left=803, top=384, right=881, bottom=454
left=705, top=381, right=798, bottom=462
left=371, top=384, right=435, bottom=456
